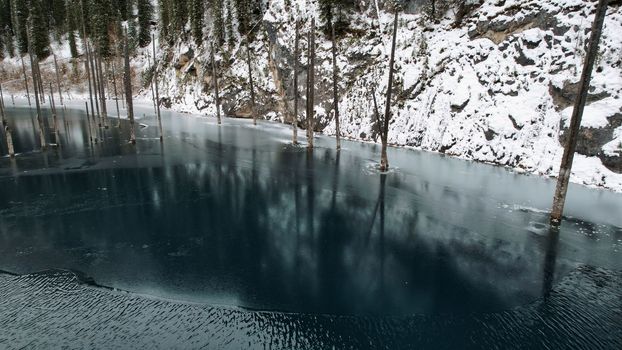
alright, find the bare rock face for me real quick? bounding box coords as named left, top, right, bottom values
left=559, top=113, right=622, bottom=173
left=549, top=81, right=611, bottom=110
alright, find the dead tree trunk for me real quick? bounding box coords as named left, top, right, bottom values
left=95, top=48, right=108, bottom=128
left=152, top=34, right=163, bottom=141
left=20, top=57, right=31, bottom=106
left=85, top=101, right=93, bottom=144
left=292, top=20, right=300, bottom=144
left=87, top=43, right=102, bottom=127
left=0, top=83, right=14, bottom=157
left=246, top=40, right=257, bottom=126
left=124, top=29, right=136, bottom=144
left=147, top=55, right=157, bottom=115
left=306, top=18, right=316, bottom=150
left=49, top=83, right=60, bottom=145
left=111, top=61, right=121, bottom=127
left=34, top=59, right=45, bottom=104
left=80, top=1, right=97, bottom=140
left=380, top=10, right=399, bottom=172
left=210, top=43, right=222, bottom=125
left=331, top=16, right=341, bottom=151
left=28, top=52, right=46, bottom=150
left=550, top=0, right=609, bottom=224
left=53, top=53, right=63, bottom=105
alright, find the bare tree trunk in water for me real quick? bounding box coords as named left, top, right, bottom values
left=380, top=10, right=399, bottom=172
left=246, top=40, right=257, bottom=126
left=28, top=49, right=46, bottom=150
left=331, top=15, right=341, bottom=151
left=87, top=43, right=102, bottom=127
left=210, top=43, right=222, bottom=125
left=111, top=61, right=121, bottom=127
left=152, top=34, right=163, bottom=141
left=292, top=20, right=300, bottom=144
left=53, top=53, right=63, bottom=105
left=95, top=48, right=108, bottom=128
left=85, top=101, right=93, bottom=144
left=550, top=0, right=609, bottom=224
left=0, top=84, right=14, bottom=157
left=20, top=57, right=31, bottom=106
left=306, top=19, right=316, bottom=150
left=49, top=83, right=60, bottom=145
left=123, top=29, right=136, bottom=144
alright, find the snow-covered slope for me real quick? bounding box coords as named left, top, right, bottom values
left=155, top=0, right=622, bottom=191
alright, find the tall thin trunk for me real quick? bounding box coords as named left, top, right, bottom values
left=123, top=28, right=136, bottom=144
left=53, top=53, right=63, bottom=105
left=380, top=10, right=399, bottom=172
left=49, top=83, right=59, bottom=144
left=80, top=0, right=97, bottom=140
left=152, top=34, right=163, bottom=141
left=551, top=0, right=609, bottom=224
left=20, top=56, right=31, bottom=106
left=148, top=55, right=157, bottom=115
left=111, top=61, right=121, bottom=127
left=28, top=52, right=46, bottom=150
left=88, top=43, right=102, bottom=127
left=210, top=43, right=222, bottom=125
left=95, top=48, right=108, bottom=128
left=246, top=40, right=257, bottom=125
left=331, top=17, right=341, bottom=151
left=306, top=18, right=316, bottom=150
left=34, top=60, right=45, bottom=104
left=0, top=83, right=12, bottom=157
left=85, top=101, right=93, bottom=144
left=292, top=20, right=299, bottom=144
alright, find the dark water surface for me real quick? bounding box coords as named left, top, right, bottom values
left=0, top=106, right=621, bottom=348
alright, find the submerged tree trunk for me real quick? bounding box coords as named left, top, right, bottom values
left=95, top=48, right=108, bottom=128
left=80, top=1, right=97, bottom=140
left=87, top=43, right=102, bottom=127
left=152, top=34, right=163, bottom=141
left=246, top=40, right=257, bottom=126
left=28, top=52, right=46, bottom=150
left=306, top=18, right=316, bottom=150
left=49, top=83, right=60, bottom=145
left=331, top=17, right=341, bottom=151
left=123, top=29, right=136, bottom=144
left=53, top=53, right=63, bottom=105
left=20, top=56, right=31, bottom=106
left=292, top=20, right=300, bottom=145
left=0, top=84, right=14, bottom=157
left=380, top=10, right=399, bottom=172
left=210, top=43, right=222, bottom=125
left=550, top=0, right=608, bottom=224
left=85, top=101, right=93, bottom=144
left=111, top=61, right=121, bottom=127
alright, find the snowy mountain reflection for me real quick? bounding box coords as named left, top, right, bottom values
left=0, top=106, right=620, bottom=316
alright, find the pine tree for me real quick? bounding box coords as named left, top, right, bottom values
left=11, top=0, right=29, bottom=54
left=225, top=0, right=234, bottom=47
left=171, top=0, right=188, bottom=34
left=28, top=0, right=51, bottom=59
left=318, top=0, right=354, bottom=35
left=159, top=0, right=171, bottom=44
left=137, top=0, right=153, bottom=47
left=190, top=0, right=204, bottom=44
left=90, top=0, right=112, bottom=57
left=127, top=14, right=138, bottom=53
left=212, top=0, right=225, bottom=46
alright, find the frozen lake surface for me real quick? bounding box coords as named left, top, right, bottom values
left=0, top=106, right=621, bottom=348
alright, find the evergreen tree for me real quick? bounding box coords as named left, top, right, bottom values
left=137, top=0, right=153, bottom=47
left=190, top=0, right=204, bottom=44
left=225, top=0, right=234, bottom=47
left=11, top=0, right=29, bottom=54
left=159, top=0, right=171, bottom=44
left=171, top=0, right=188, bottom=34
left=318, top=0, right=354, bottom=35
left=28, top=0, right=51, bottom=59
left=127, top=14, right=138, bottom=53
left=90, top=0, right=112, bottom=56
left=212, top=0, right=225, bottom=46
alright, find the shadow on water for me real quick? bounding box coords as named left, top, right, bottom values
left=0, top=106, right=621, bottom=319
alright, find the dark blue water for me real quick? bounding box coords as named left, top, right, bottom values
left=0, top=105, right=621, bottom=348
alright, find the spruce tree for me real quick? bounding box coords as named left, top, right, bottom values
left=318, top=0, right=354, bottom=35
left=28, top=0, right=51, bottom=59
left=90, top=0, right=112, bottom=57
left=190, top=0, right=204, bottom=44
left=137, top=0, right=153, bottom=47
left=159, top=0, right=171, bottom=44
left=11, top=0, right=29, bottom=54
left=225, top=0, right=234, bottom=47
left=212, top=0, right=225, bottom=46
